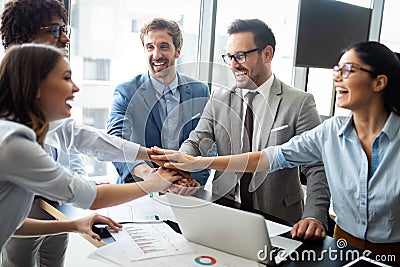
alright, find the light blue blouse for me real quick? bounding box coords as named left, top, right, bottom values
left=264, top=112, right=400, bottom=243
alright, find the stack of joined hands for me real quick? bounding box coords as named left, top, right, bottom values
left=148, top=146, right=203, bottom=196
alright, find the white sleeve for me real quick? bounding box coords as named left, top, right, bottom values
left=0, top=137, right=96, bottom=209
left=46, top=118, right=140, bottom=162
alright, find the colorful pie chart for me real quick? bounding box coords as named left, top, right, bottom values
left=194, top=255, right=217, bottom=265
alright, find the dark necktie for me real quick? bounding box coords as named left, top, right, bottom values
left=240, top=91, right=257, bottom=207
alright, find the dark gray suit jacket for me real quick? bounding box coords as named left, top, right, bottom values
left=180, top=77, right=330, bottom=225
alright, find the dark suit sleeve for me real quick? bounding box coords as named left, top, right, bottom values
left=296, top=94, right=330, bottom=230
left=106, top=83, right=145, bottom=182
left=180, top=90, right=216, bottom=157
left=300, top=163, right=330, bottom=230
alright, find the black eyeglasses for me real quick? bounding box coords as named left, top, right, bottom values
left=40, top=24, right=70, bottom=39
left=333, top=63, right=374, bottom=79
left=222, top=47, right=263, bottom=65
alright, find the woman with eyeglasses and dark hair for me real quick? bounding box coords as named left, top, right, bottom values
left=152, top=41, right=400, bottom=258
left=0, top=0, right=70, bottom=51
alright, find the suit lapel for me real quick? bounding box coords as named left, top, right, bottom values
left=260, top=78, right=282, bottom=149
left=252, top=79, right=282, bottom=194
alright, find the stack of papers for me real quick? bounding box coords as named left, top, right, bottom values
left=89, top=226, right=263, bottom=267
left=109, top=222, right=192, bottom=261
left=87, top=219, right=290, bottom=267
left=89, top=242, right=264, bottom=266
left=88, top=194, right=291, bottom=266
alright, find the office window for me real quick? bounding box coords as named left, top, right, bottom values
left=80, top=108, right=113, bottom=176
left=302, top=0, right=372, bottom=116
left=131, top=19, right=139, bottom=33
left=380, top=0, right=400, bottom=53
left=83, top=58, right=110, bottom=81
left=212, top=0, right=299, bottom=89
left=306, top=68, right=336, bottom=116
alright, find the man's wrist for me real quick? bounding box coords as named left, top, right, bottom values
left=303, top=217, right=324, bottom=228
left=131, top=163, right=152, bottom=179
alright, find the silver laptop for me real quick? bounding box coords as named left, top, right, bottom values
left=166, top=194, right=302, bottom=265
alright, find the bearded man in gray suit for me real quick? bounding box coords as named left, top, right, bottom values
left=179, top=19, right=330, bottom=240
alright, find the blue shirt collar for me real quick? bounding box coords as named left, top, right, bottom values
left=149, top=73, right=179, bottom=97
left=338, top=115, right=354, bottom=139
left=338, top=112, right=400, bottom=141
left=381, top=112, right=400, bottom=141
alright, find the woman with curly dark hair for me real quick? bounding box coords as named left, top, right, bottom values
left=0, top=0, right=69, bottom=51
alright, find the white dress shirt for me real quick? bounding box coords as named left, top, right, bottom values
left=46, top=118, right=140, bottom=162
left=235, top=74, right=274, bottom=202
left=240, top=74, right=274, bottom=152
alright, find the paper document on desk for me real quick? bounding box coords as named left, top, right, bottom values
left=265, top=219, right=292, bottom=237
left=109, top=222, right=193, bottom=261
left=100, top=194, right=176, bottom=222
left=89, top=240, right=262, bottom=267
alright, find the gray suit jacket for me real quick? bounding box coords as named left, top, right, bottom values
left=180, top=77, right=330, bottom=225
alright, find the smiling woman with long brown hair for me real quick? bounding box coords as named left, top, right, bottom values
left=0, top=44, right=181, bottom=251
